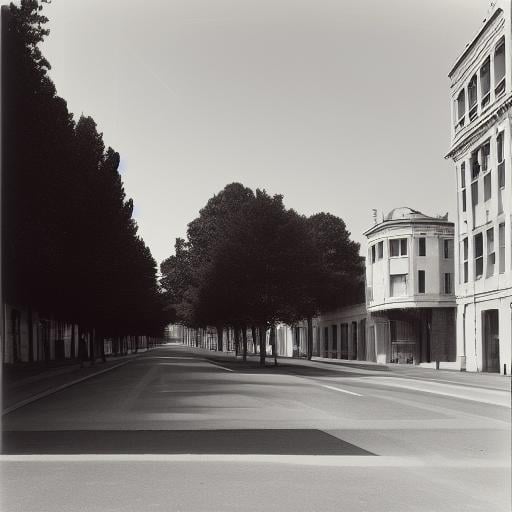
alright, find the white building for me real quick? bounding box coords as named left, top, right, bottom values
left=446, top=0, right=512, bottom=374
left=364, top=208, right=457, bottom=366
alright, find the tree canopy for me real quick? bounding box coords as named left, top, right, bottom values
left=2, top=0, right=169, bottom=339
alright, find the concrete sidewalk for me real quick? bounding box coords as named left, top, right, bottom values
left=1, top=350, right=150, bottom=415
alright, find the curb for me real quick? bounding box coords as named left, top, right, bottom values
left=2, top=360, right=132, bottom=416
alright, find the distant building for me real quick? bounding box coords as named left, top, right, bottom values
left=364, top=207, right=457, bottom=366
left=446, top=0, right=512, bottom=373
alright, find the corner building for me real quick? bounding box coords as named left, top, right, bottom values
left=447, top=0, right=512, bottom=373
left=364, top=208, right=457, bottom=367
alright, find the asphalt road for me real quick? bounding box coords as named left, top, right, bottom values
left=1, top=343, right=510, bottom=512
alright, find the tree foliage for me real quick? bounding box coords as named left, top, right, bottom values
left=2, top=0, right=168, bottom=339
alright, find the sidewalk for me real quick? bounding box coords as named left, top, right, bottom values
left=2, top=350, right=149, bottom=415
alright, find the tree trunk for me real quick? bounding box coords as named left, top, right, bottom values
left=89, top=330, right=95, bottom=365
left=100, top=332, right=106, bottom=362
left=135, top=335, right=139, bottom=354
left=70, top=323, right=76, bottom=360
left=307, top=316, right=313, bottom=360
left=259, top=325, right=266, bottom=367
left=234, top=327, right=240, bottom=357
left=251, top=326, right=257, bottom=354
left=270, top=325, right=278, bottom=366
left=242, top=328, right=248, bottom=362
left=216, top=324, right=224, bottom=352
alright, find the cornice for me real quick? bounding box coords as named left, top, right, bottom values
left=445, top=96, right=512, bottom=161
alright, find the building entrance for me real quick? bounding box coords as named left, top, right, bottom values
left=482, top=309, right=500, bottom=372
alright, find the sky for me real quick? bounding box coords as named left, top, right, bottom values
left=40, top=0, right=491, bottom=265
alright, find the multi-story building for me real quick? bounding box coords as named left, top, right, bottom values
left=446, top=0, right=512, bottom=374
left=364, top=207, right=457, bottom=366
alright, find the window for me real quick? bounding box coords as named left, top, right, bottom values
left=418, top=270, right=425, bottom=293
left=390, top=238, right=407, bottom=256
left=378, top=241, right=383, bottom=260
left=481, top=142, right=490, bottom=172
left=332, top=325, right=337, bottom=355
left=461, top=162, right=467, bottom=212
left=474, top=232, right=483, bottom=278
left=484, top=171, right=492, bottom=201
left=462, top=237, right=469, bottom=283
left=390, top=274, right=408, bottom=297
left=418, top=237, right=426, bottom=256
left=471, top=180, right=479, bottom=206
left=497, top=132, right=505, bottom=189
left=371, top=245, right=376, bottom=263
left=486, top=227, right=495, bottom=277
left=324, top=327, right=329, bottom=352
left=471, top=149, right=480, bottom=179
left=444, top=239, right=453, bottom=259
left=468, top=74, right=478, bottom=120
left=499, top=223, right=505, bottom=274
left=494, top=38, right=506, bottom=97
left=480, top=57, right=491, bottom=108
left=444, top=273, right=452, bottom=294
left=456, top=89, right=466, bottom=128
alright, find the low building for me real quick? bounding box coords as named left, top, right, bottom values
left=364, top=207, right=457, bottom=367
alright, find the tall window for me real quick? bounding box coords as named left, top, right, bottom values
left=481, top=142, right=491, bottom=172
left=390, top=238, right=408, bottom=257
left=471, top=148, right=480, bottom=180
left=474, top=232, right=483, bottom=278
left=378, top=241, right=383, bottom=260
left=494, top=38, right=506, bottom=97
left=418, top=237, right=426, bottom=257
left=444, top=239, right=454, bottom=259
left=371, top=245, right=376, bottom=263
left=456, top=89, right=466, bottom=128
left=497, top=132, right=505, bottom=189
left=468, top=74, right=478, bottom=120
left=484, top=171, right=492, bottom=201
left=418, top=270, right=425, bottom=294
left=390, top=274, right=408, bottom=297
left=462, top=237, right=469, bottom=283
left=444, top=273, right=452, bottom=294
left=461, top=162, right=467, bottom=212
left=480, top=57, right=491, bottom=108
left=499, top=223, right=505, bottom=274
left=486, top=227, right=495, bottom=277
left=324, top=327, right=329, bottom=352
left=471, top=181, right=479, bottom=207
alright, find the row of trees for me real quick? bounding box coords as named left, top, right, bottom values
left=160, top=183, right=364, bottom=365
left=2, top=0, right=169, bottom=357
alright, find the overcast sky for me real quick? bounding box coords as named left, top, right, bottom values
left=41, top=0, right=490, bottom=265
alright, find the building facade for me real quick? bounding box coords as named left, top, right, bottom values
left=447, top=0, right=512, bottom=374
left=364, top=208, right=457, bottom=367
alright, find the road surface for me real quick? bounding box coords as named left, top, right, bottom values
left=1, top=343, right=510, bottom=511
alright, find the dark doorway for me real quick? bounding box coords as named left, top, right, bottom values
left=482, top=309, right=500, bottom=372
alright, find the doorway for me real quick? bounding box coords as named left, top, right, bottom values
left=482, top=309, right=500, bottom=372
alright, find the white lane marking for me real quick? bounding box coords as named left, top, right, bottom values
left=0, top=454, right=508, bottom=468
left=321, top=384, right=362, bottom=397
left=205, top=360, right=234, bottom=372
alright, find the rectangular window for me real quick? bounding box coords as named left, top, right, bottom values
left=480, top=57, right=491, bottom=108
left=460, top=162, right=466, bottom=188
left=481, top=142, right=491, bottom=172
left=378, top=241, right=383, bottom=260
left=471, top=181, right=479, bottom=206
left=456, top=89, right=466, bottom=127
left=486, top=227, right=495, bottom=277
left=468, top=75, right=478, bottom=120
left=494, top=38, right=506, bottom=97
left=390, top=238, right=408, bottom=257
left=324, top=327, right=329, bottom=352
left=497, top=132, right=505, bottom=189
left=418, top=237, right=426, bottom=256
left=463, top=237, right=469, bottom=283
left=471, top=149, right=480, bottom=180
left=499, top=223, right=505, bottom=274
left=390, top=274, right=408, bottom=297
left=444, top=273, right=452, bottom=294
left=444, top=239, right=453, bottom=259
left=371, top=245, right=376, bottom=263
left=474, top=233, right=483, bottom=278
left=418, top=270, right=425, bottom=294
left=400, top=238, right=407, bottom=256
left=484, top=171, right=492, bottom=201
